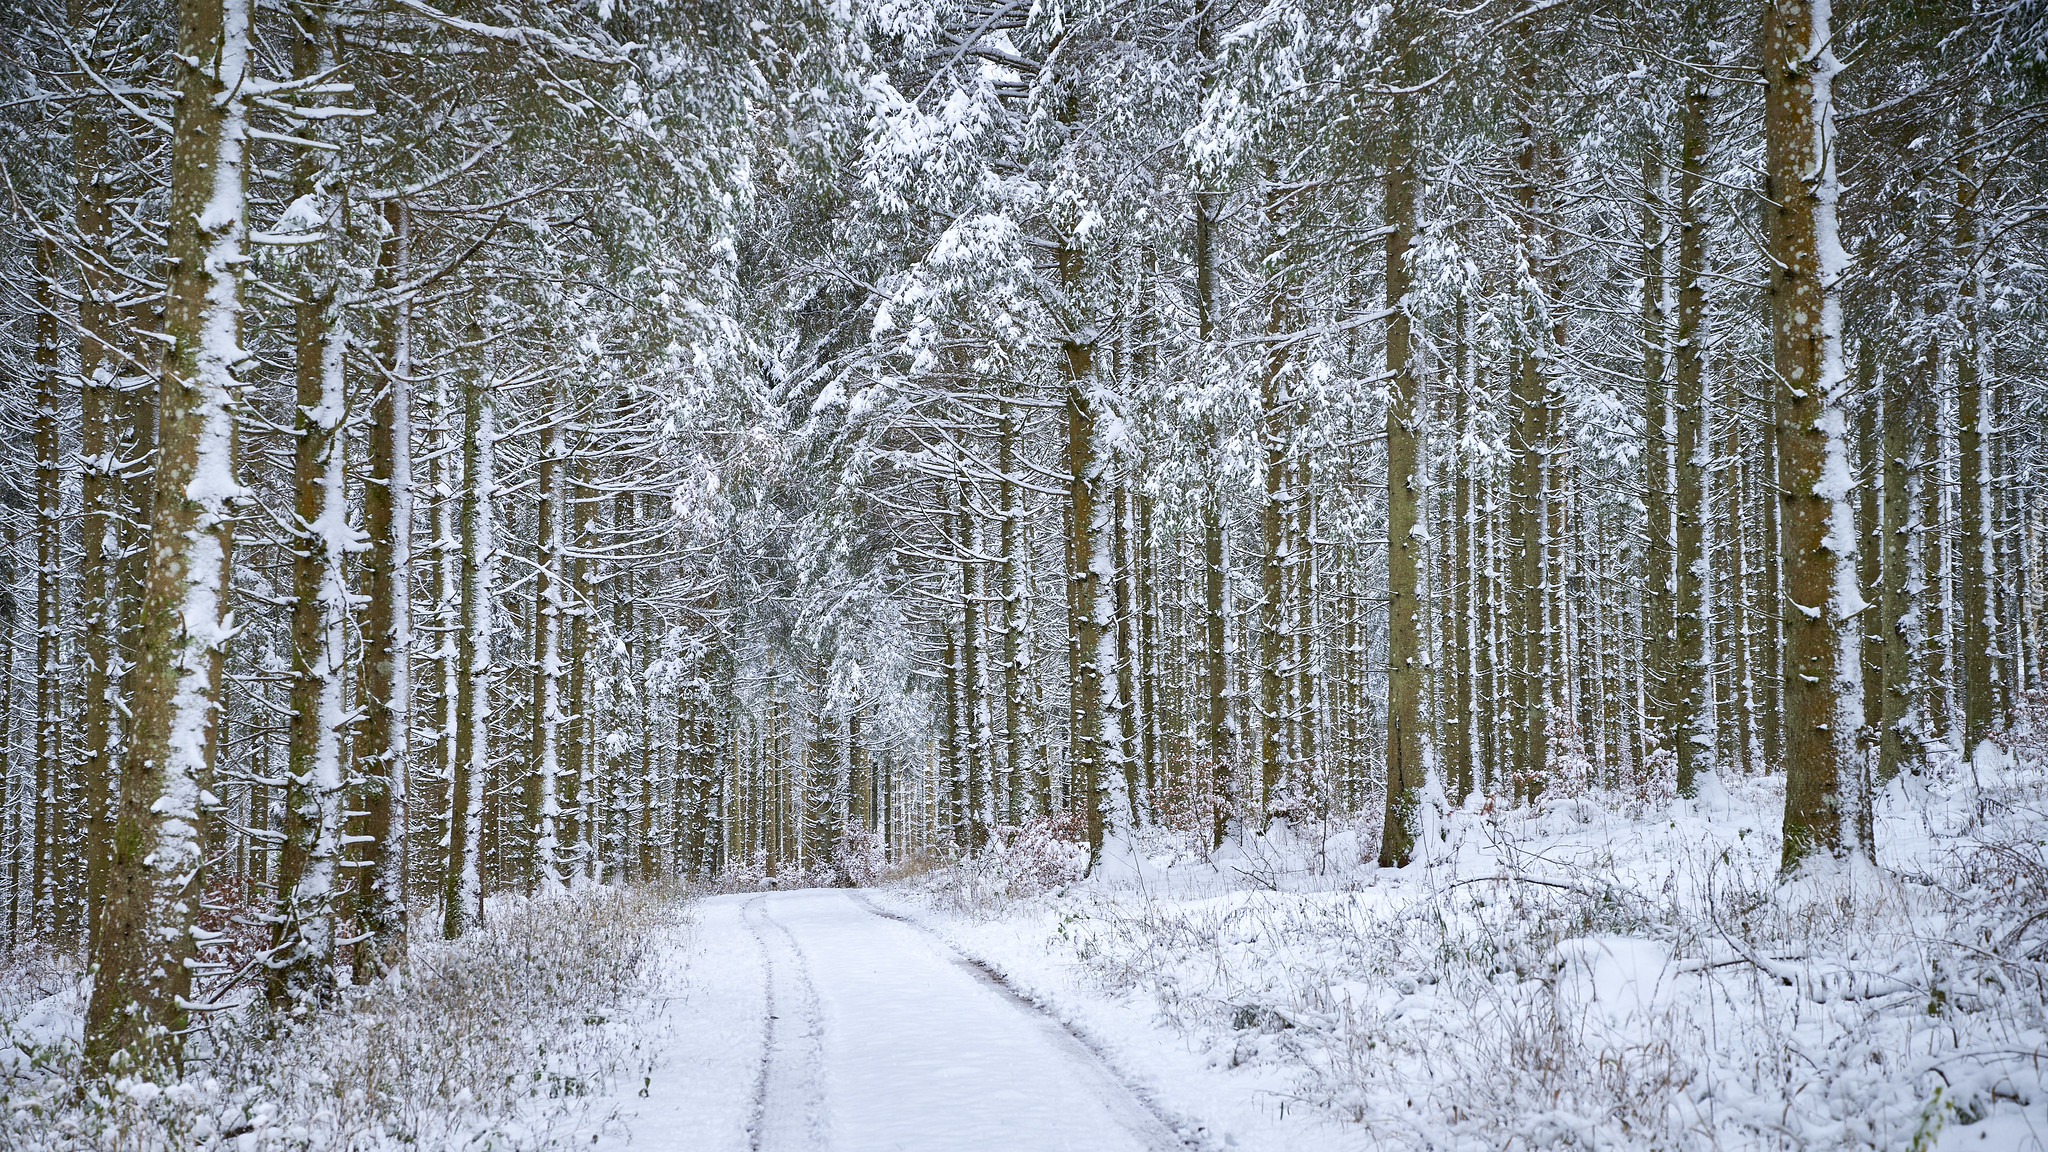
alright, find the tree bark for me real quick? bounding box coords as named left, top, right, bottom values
left=445, top=332, right=493, bottom=937
left=270, top=14, right=352, bottom=1012
left=1878, top=371, right=1917, bottom=782
left=86, top=0, right=251, bottom=1073
left=33, top=230, right=63, bottom=944
left=73, top=11, right=122, bottom=952
left=1673, top=83, right=1710, bottom=796
left=530, top=369, right=566, bottom=894
left=356, top=199, right=412, bottom=975
left=1382, top=105, right=1423, bottom=867
left=1510, top=44, right=1549, bottom=798
left=1954, top=145, right=1999, bottom=765
left=1068, top=346, right=1109, bottom=865
left=1258, top=178, right=1292, bottom=822
left=1764, top=0, right=1862, bottom=870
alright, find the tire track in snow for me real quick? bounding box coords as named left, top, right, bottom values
left=741, top=896, right=827, bottom=1152
left=848, top=892, right=1208, bottom=1152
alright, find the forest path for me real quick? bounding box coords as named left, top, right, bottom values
left=605, top=888, right=1184, bottom=1152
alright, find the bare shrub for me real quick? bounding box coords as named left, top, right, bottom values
left=913, top=818, right=1090, bottom=917
left=0, top=886, right=683, bottom=1152
left=1044, top=766, right=2048, bottom=1149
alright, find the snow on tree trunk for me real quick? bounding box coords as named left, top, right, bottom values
left=1765, top=0, right=1864, bottom=870
left=357, top=198, right=413, bottom=976
left=1509, top=42, right=1550, bottom=799
left=271, top=282, right=353, bottom=1013
left=996, top=390, right=1034, bottom=825
left=1857, top=347, right=1883, bottom=748
left=445, top=339, right=494, bottom=937
left=74, top=35, right=122, bottom=955
left=85, top=0, right=252, bottom=1073
left=270, top=18, right=358, bottom=1012
left=1954, top=135, right=2002, bottom=769
left=1258, top=176, right=1292, bottom=824
left=32, top=230, right=64, bottom=944
left=531, top=371, right=566, bottom=895
left=1673, top=83, right=1711, bottom=797
left=1921, top=387, right=1953, bottom=750
left=1089, top=388, right=1134, bottom=863
left=1878, top=368, right=1917, bottom=783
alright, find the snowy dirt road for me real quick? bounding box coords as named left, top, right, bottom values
left=600, top=889, right=1188, bottom=1152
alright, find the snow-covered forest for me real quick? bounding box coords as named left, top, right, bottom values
left=2, top=0, right=2046, bottom=1148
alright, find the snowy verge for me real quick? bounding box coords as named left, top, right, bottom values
left=0, top=885, right=686, bottom=1152
left=883, top=743, right=2048, bottom=1150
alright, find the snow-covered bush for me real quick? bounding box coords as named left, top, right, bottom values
left=912, top=818, right=1092, bottom=917
left=0, top=886, right=683, bottom=1151
left=1028, top=759, right=2047, bottom=1150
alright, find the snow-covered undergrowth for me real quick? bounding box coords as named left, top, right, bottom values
left=902, top=739, right=2048, bottom=1150
left=0, top=886, right=685, bottom=1151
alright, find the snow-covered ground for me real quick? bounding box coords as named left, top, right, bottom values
left=872, top=754, right=2048, bottom=1151
left=596, top=739, right=2044, bottom=1151
left=0, top=888, right=679, bottom=1151
left=602, top=890, right=1187, bottom=1151
left=8, top=747, right=2044, bottom=1151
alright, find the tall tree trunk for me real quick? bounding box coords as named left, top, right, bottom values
left=1382, top=104, right=1424, bottom=867
left=1291, top=420, right=1318, bottom=811
left=565, top=402, right=592, bottom=884
left=1727, top=418, right=1756, bottom=776
left=1258, top=178, right=1292, bottom=822
left=1086, top=407, right=1131, bottom=858
left=958, top=489, right=990, bottom=849
left=996, top=390, right=1032, bottom=823
left=1510, top=45, right=1549, bottom=798
left=33, top=231, right=63, bottom=944
left=1203, top=486, right=1231, bottom=844
left=2023, top=504, right=2044, bottom=694
left=939, top=599, right=963, bottom=850
left=270, top=15, right=352, bottom=1012
left=1059, top=185, right=1117, bottom=864
left=1954, top=146, right=1999, bottom=766
left=1113, top=483, right=1143, bottom=822
left=445, top=337, right=494, bottom=937
left=1139, top=495, right=1165, bottom=821
left=636, top=592, right=656, bottom=883
left=426, top=372, right=460, bottom=904
left=1753, top=404, right=1783, bottom=776
left=1476, top=437, right=1500, bottom=792
left=1435, top=380, right=1462, bottom=798
left=1920, top=377, right=1950, bottom=749
left=1764, top=0, right=1862, bottom=869
left=1856, top=346, right=1883, bottom=751
left=73, top=16, right=122, bottom=952
left=1194, top=174, right=1233, bottom=844
left=85, top=0, right=251, bottom=1072
left=530, top=371, right=566, bottom=894
left=1, top=520, right=16, bottom=944
left=270, top=327, right=350, bottom=1010
left=1878, top=371, right=1917, bottom=782
left=1447, top=264, right=1476, bottom=802
left=356, top=199, right=412, bottom=976
left=1453, top=291, right=1478, bottom=800
left=1673, top=83, right=1710, bottom=796
left=1067, top=356, right=1109, bottom=864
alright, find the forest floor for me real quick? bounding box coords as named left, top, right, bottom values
left=5, top=731, right=2045, bottom=1151
left=861, top=748, right=2048, bottom=1151
left=595, top=726, right=2047, bottom=1151
left=598, top=889, right=1191, bottom=1151
left=1, top=887, right=681, bottom=1151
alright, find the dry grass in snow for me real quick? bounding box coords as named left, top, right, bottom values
left=0, top=885, right=685, bottom=1152
left=901, top=724, right=2048, bottom=1151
